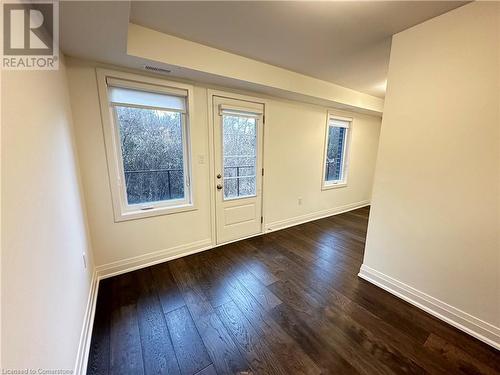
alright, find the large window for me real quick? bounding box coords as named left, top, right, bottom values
left=323, top=114, right=351, bottom=188
left=98, top=71, right=193, bottom=221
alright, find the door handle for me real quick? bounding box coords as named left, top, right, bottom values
left=217, top=174, right=222, bottom=179
left=216, top=184, right=223, bottom=190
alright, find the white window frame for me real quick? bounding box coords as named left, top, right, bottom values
left=322, top=112, right=352, bottom=190
left=96, top=69, right=195, bottom=222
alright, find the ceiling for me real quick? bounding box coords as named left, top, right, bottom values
left=60, top=1, right=466, bottom=100
left=129, top=1, right=466, bottom=97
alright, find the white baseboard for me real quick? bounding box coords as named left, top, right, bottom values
left=265, top=200, right=370, bottom=233
left=74, top=270, right=99, bottom=375
left=95, top=238, right=214, bottom=279
left=358, top=264, right=500, bottom=350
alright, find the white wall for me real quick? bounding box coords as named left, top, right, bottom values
left=1, top=56, right=94, bottom=369
left=66, top=59, right=213, bottom=269
left=265, top=99, right=380, bottom=228
left=65, top=58, right=381, bottom=270
left=362, top=2, right=500, bottom=345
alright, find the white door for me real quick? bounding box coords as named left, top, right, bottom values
left=213, top=96, right=264, bottom=244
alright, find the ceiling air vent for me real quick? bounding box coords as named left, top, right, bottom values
left=143, top=65, right=171, bottom=74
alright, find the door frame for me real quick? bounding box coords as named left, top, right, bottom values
left=207, top=89, right=269, bottom=246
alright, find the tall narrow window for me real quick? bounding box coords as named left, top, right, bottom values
left=98, top=71, right=193, bottom=221
left=323, top=114, right=351, bottom=188
left=221, top=112, right=257, bottom=200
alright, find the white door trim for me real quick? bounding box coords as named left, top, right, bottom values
left=207, top=89, right=269, bottom=245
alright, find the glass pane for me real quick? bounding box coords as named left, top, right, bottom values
left=325, top=126, right=347, bottom=182
left=115, top=106, right=185, bottom=205
left=222, top=114, right=257, bottom=199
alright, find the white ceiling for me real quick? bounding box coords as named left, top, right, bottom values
left=129, top=1, right=466, bottom=97
left=60, top=1, right=466, bottom=100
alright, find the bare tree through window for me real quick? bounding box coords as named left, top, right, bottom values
left=115, top=106, right=185, bottom=204
left=222, top=114, right=257, bottom=199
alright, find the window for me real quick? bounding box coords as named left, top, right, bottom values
left=98, top=70, right=194, bottom=221
left=323, top=114, right=351, bottom=188
left=221, top=112, right=258, bottom=200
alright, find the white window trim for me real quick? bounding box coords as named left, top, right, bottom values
left=96, top=68, right=196, bottom=222
left=321, top=112, right=352, bottom=190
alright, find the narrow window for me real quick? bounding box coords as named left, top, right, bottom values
left=323, top=114, right=351, bottom=188
left=221, top=112, right=258, bottom=200
left=98, top=72, right=193, bottom=221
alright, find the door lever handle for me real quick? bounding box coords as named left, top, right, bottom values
left=216, top=184, right=223, bottom=190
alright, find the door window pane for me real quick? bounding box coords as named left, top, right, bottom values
left=222, top=114, right=257, bottom=199
left=115, top=106, right=185, bottom=204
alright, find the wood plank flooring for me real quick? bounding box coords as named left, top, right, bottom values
left=87, top=207, right=500, bottom=374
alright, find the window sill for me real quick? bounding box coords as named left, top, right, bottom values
left=114, top=203, right=196, bottom=222
left=322, top=182, right=348, bottom=191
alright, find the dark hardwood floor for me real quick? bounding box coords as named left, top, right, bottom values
left=87, top=207, right=500, bottom=374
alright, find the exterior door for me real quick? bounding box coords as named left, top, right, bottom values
left=213, top=96, right=264, bottom=244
